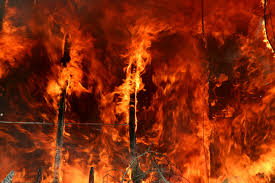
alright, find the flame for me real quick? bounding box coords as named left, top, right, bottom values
left=261, top=19, right=274, bottom=53
left=0, top=0, right=274, bottom=182
left=0, top=6, right=33, bottom=79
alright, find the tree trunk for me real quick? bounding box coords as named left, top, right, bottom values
left=53, top=89, right=66, bottom=183
left=129, top=64, right=143, bottom=183
left=89, top=167, right=94, bottom=183
left=53, top=34, right=71, bottom=183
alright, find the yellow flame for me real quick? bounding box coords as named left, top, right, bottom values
left=262, top=19, right=274, bottom=52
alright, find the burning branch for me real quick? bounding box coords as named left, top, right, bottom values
left=120, top=150, right=149, bottom=183
left=1, top=170, right=14, bottom=183
left=264, top=0, right=275, bottom=52
left=108, top=148, right=191, bottom=183
left=149, top=154, right=169, bottom=183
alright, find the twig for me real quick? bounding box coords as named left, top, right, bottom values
left=103, top=174, right=120, bottom=183
left=114, top=148, right=191, bottom=183
left=120, top=151, right=149, bottom=183
left=149, top=153, right=170, bottom=183
left=103, top=169, right=125, bottom=183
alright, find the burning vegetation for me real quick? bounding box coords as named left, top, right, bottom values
left=0, top=0, right=274, bottom=182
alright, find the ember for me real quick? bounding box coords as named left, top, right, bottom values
left=0, top=0, right=274, bottom=183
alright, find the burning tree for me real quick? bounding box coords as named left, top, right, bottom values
left=0, top=0, right=274, bottom=183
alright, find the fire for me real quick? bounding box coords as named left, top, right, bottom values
left=0, top=6, right=33, bottom=79
left=262, top=19, right=274, bottom=52
left=102, top=20, right=169, bottom=126
left=0, top=0, right=274, bottom=183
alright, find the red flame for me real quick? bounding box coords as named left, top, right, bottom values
left=0, top=0, right=274, bottom=183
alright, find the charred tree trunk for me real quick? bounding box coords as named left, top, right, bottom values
left=35, top=167, right=42, bottom=183
left=61, top=34, right=71, bottom=67
left=129, top=92, right=136, bottom=157
left=53, top=34, right=71, bottom=183
left=0, top=0, right=6, bottom=31
left=53, top=89, right=66, bottom=183
left=89, top=167, right=94, bottom=183
left=129, top=64, right=143, bottom=183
